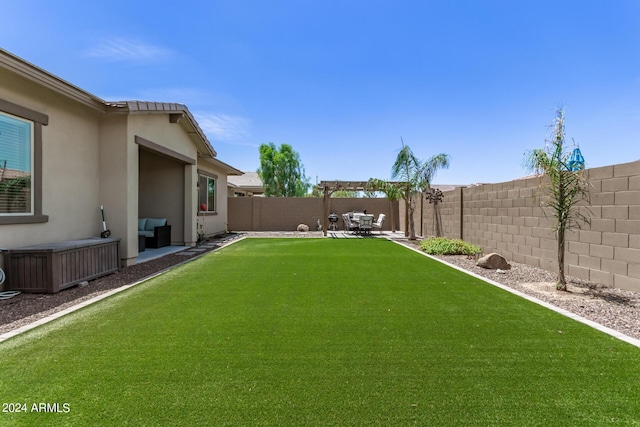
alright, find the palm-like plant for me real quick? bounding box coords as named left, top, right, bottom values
left=422, top=154, right=450, bottom=191
left=391, top=143, right=450, bottom=240
left=391, top=144, right=422, bottom=239
left=366, top=178, right=403, bottom=232
left=524, top=108, right=590, bottom=291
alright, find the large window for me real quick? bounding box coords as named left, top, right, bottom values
left=0, top=112, right=33, bottom=215
left=198, top=174, right=216, bottom=213
left=0, top=99, right=48, bottom=224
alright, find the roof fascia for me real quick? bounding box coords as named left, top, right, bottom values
left=198, top=155, right=244, bottom=176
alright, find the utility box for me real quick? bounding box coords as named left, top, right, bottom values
left=6, top=237, right=121, bottom=293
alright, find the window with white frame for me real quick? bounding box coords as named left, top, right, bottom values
left=0, top=111, right=33, bottom=215
left=198, top=174, right=216, bottom=212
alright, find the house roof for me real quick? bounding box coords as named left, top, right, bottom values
left=199, top=155, right=243, bottom=176
left=0, top=48, right=229, bottom=166
left=106, top=101, right=217, bottom=157
left=227, top=171, right=263, bottom=189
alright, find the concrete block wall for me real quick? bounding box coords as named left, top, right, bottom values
left=228, top=197, right=397, bottom=232
left=420, top=187, right=463, bottom=239
left=228, top=197, right=322, bottom=231
left=400, top=160, right=640, bottom=291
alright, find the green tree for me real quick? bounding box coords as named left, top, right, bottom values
left=524, top=108, right=590, bottom=291
left=258, top=142, right=310, bottom=197
left=331, top=190, right=359, bottom=198
left=390, top=142, right=450, bottom=240
left=308, top=185, right=323, bottom=197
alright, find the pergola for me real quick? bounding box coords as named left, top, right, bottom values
left=317, top=180, right=405, bottom=237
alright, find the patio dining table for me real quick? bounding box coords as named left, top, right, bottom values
left=350, top=212, right=367, bottom=222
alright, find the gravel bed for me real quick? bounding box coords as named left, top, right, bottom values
left=2, top=233, right=639, bottom=343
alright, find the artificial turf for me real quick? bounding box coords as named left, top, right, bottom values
left=1, top=238, right=639, bottom=426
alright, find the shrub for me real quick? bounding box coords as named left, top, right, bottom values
left=419, top=237, right=482, bottom=256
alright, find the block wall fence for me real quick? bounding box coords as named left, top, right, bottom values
left=228, top=197, right=399, bottom=232
left=400, top=160, right=640, bottom=292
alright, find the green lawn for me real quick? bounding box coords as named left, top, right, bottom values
left=1, top=238, right=639, bottom=426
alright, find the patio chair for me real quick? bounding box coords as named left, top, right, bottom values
left=372, top=214, right=386, bottom=234
left=358, top=215, right=374, bottom=236
left=343, top=213, right=358, bottom=234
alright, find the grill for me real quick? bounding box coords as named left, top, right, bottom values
left=328, top=213, right=339, bottom=230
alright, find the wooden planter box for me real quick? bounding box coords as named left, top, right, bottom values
left=6, top=237, right=121, bottom=293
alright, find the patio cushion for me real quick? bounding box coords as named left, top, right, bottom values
left=138, top=218, right=147, bottom=232
left=144, top=218, right=167, bottom=231
left=138, top=230, right=154, bottom=238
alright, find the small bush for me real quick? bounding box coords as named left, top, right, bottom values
left=419, top=237, right=482, bottom=256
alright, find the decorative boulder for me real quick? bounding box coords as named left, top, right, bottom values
left=476, top=253, right=511, bottom=270
left=297, top=224, right=309, bottom=232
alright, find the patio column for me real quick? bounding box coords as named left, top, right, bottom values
left=323, top=185, right=329, bottom=236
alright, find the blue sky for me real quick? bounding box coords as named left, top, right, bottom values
left=3, top=1, right=639, bottom=186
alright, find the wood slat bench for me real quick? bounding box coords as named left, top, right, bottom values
left=6, top=237, right=121, bottom=293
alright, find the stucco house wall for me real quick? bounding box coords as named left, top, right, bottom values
left=198, top=158, right=231, bottom=237
left=0, top=48, right=241, bottom=274
left=0, top=62, right=103, bottom=249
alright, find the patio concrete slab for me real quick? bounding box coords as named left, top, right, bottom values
left=137, top=245, right=191, bottom=263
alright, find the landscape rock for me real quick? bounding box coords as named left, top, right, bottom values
left=297, top=224, right=309, bottom=232
left=476, top=252, right=511, bottom=270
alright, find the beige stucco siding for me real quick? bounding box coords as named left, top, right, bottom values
left=0, top=67, right=102, bottom=249
left=129, top=115, right=198, bottom=161
left=99, top=114, right=136, bottom=264
left=1, top=51, right=239, bottom=272
left=197, top=159, right=230, bottom=236
left=184, top=164, right=198, bottom=245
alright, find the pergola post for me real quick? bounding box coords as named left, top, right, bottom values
left=322, top=185, right=329, bottom=236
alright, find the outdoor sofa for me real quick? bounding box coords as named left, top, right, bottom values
left=138, top=217, right=171, bottom=249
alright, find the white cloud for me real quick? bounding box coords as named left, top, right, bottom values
left=85, top=37, right=173, bottom=62
left=195, top=113, right=254, bottom=144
